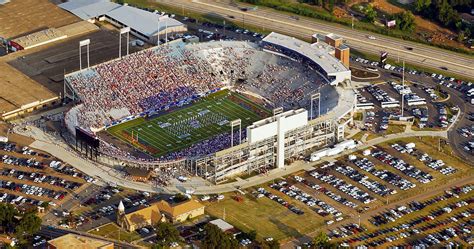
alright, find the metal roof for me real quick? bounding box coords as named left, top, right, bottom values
left=209, top=219, right=234, bottom=231
left=58, top=0, right=120, bottom=20
left=105, top=5, right=184, bottom=37
left=262, top=32, right=349, bottom=74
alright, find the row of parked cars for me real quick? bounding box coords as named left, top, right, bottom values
left=371, top=148, right=433, bottom=183
left=269, top=179, right=345, bottom=224
left=294, top=174, right=357, bottom=214
left=334, top=185, right=473, bottom=247
left=366, top=85, right=398, bottom=104
left=350, top=156, right=416, bottom=190
left=255, top=185, right=304, bottom=215
left=367, top=198, right=472, bottom=247
left=0, top=180, right=66, bottom=201
left=49, top=160, right=96, bottom=183
left=328, top=223, right=367, bottom=240
left=2, top=168, right=81, bottom=190
left=0, top=192, right=50, bottom=208
left=332, top=163, right=396, bottom=197
left=309, top=168, right=375, bottom=205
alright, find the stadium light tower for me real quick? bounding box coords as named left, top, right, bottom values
left=79, top=39, right=90, bottom=70
left=310, top=92, right=321, bottom=120
left=165, top=17, right=168, bottom=44
left=157, top=15, right=160, bottom=46
left=119, top=27, right=131, bottom=58
left=230, top=119, right=242, bottom=147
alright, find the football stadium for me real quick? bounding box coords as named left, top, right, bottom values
left=64, top=32, right=355, bottom=184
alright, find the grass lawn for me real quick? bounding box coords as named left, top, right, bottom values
left=89, top=223, right=141, bottom=243
left=366, top=132, right=381, bottom=141
left=385, top=124, right=406, bottom=134
left=353, top=112, right=363, bottom=121
left=351, top=131, right=365, bottom=141
left=106, top=90, right=270, bottom=157
left=205, top=191, right=325, bottom=242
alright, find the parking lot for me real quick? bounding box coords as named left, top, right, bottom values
left=0, top=141, right=92, bottom=211
left=329, top=185, right=473, bottom=247
left=350, top=55, right=474, bottom=160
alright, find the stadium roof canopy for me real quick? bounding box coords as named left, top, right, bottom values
left=262, top=32, right=348, bottom=74
left=59, top=0, right=120, bottom=20
left=105, top=5, right=184, bottom=37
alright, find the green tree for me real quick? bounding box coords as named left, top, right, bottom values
left=415, top=0, right=425, bottom=12
left=312, top=231, right=336, bottom=248
left=15, top=212, right=41, bottom=238
left=265, top=239, right=280, bottom=249
left=0, top=203, right=19, bottom=233
left=155, top=222, right=181, bottom=247
left=457, top=31, right=465, bottom=42
left=328, top=0, right=335, bottom=13
left=201, top=223, right=238, bottom=249
left=247, top=230, right=257, bottom=241
left=364, top=5, right=377, bottom=23
left=395, top=11, right=416, bottom=32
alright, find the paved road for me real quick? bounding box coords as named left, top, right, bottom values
left=156, top=0, right=474, bottom=79
left=281, top=174, right=474, bottom=248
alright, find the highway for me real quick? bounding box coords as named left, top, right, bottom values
left=156, top=0, right=474, bottom=79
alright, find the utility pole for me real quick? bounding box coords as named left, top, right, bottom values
left=351, top=15, right=354, bottom=30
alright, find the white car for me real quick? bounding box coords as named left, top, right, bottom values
left=367, top=35, right=376, bottom=40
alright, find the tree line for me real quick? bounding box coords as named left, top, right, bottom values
left=0, top=203, right=42, bottom=246
left=414, top=0, right=473, bottom=39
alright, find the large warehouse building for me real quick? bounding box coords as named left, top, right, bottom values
left=59, top=0, right=186, bottom=44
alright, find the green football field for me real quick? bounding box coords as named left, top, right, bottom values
left=106, top=90, right=271, bottom=157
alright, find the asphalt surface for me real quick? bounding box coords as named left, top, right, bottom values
left=281, top=173, right=474, bottom=248
left=156, top=0, right=474, bottom=79
left=351, top=59, right=474, bottom=163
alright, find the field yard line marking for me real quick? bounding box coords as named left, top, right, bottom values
left=129, top=126, right=174, bottom=149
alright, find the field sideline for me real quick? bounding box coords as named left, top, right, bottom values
left=106, top=90, right=271, bottom=157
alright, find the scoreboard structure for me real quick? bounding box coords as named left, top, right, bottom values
left=75, top=127, right=99, bottom=160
